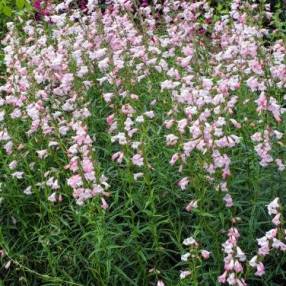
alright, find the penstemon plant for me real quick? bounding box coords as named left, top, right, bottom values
left=0, top=0, right=285, bottom=285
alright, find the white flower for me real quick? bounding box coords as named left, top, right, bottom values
left=249, top=255, right=258, bottom=267
left=134, top=172, right=144, bottom=180
left=12, top=171, right=24, bottom=179
left=266, top=198, right=279, bottom=215
left=144, top=111, right=155, bottom=118
left=183, top=236, right=197, bottom=246
left=48, top=192, right=57, bottom=202
left=8, top=160, right=17, bottom=170
left=36, top=149, right=48, bottom=159
left=23, top=186, right=32, bottom=195
left=181, top=252, right=190, bottom=261
left=236, top=247, right=246, bottom=262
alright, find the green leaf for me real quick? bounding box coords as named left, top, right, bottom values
left=16, top=0, right=25, bottom=10
left=194, top=209, right=215, bottom=218
left=2, top=5, right=12, bottom=16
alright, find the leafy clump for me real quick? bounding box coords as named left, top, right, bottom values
left=0, top=0, right=286, bottom=285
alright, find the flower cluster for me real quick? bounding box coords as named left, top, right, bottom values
left=249, top=198, right=286, bottom=277
left=0, top=0, right=285, bottom=284
left=180, top=236, right=210, bottom=280
left=218, top=227, right=247, bottom=285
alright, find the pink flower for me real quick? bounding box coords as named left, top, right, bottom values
left=258, top=245, right=270, bottom=256
left=164, top=119, right=174, bottom=129
left=77, top=66, right=88, bottom=78
left=249, top=60, right=263, bottom=75
left=246, top=77, right=259, bottom=91
left=268, top=97, right=281, bottom=122
left=0, top=250, right=5, bottom=257
left=103, top=93, right=114, bottom=103
left=132, top=154, right=144, bottom=167
left=112, top=152, right=124, bottom=164
left=121, top=104, right=135, bottom=115
left=101, top=198, right=108, bottom=209
left=275, top=159, right=285, bottom=171
left=223, top=193, right=233, bottom=208
left=34, top=0, right=51, bottom=19
left=4, top=141, right=13, bottom=154
left=272, top=213, right=281, bottom=226
left=157, top=280, right=165, bottom=286
left=178, top=177, right=189, bottom=190
left=177, top=119, right=188, bottom=133
left=265, top=228, right=277, bottom=239
left=218, top=271, right=227, bottom=283
left=234, top=260, right=243, bottom=273
left=166, top=134, right=179, bottom=146
left=255, top=262, right=265, bottom=277
left=106, top=114, right=114, bottom=126
left=185, top=200, right=198, bottom=212
left=182, top=45, right=193, bottom=57
left=251, top=132, right=262, bottom=142
left=272, top=238, right=286, bottom=251
left=266, top=198, right=279, bottom=215
left=67, top=175, right=83, bottom=189
left=98, top=58, right=109, bottom=71
left=169, top=153, right=179, bottom=165
left=255, top=93, right=268, bottom=112
left=201, top=250, right=210, bottom=260
left=224, top=257, right=235, bottom=271
left=82, top=158, right=93, bottom=173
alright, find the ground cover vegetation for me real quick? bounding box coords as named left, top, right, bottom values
left=0, top=0, right=286, bottom=285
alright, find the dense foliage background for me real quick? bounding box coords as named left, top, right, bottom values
left=0, top=1, right=286, bottom=286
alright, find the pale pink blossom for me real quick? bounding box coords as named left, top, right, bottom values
left=166, top=134, right=179, bottom=146
left=266, top=198, right=280, bottom=215
left=177, top=177, right=189, bottom=190
left=185, top=200, right=198, bottom=212
left=255, top=262, right=265, bottom=276
left=112, top=151, right=124, bottom=164
left=201, top=250, right=210, bottom=260
left=132, top=154, right=144, bottom=167
left=183, top=236, right=198, bottom=246
left=272, top=213, right=281, bottom=226
left=223, top=193, right=233, bottom=208
left=67, top=175, right=83, bottom=188
left=218, top=271, right=227, bottom=283
left=180, top=270, right=191, bottom=279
